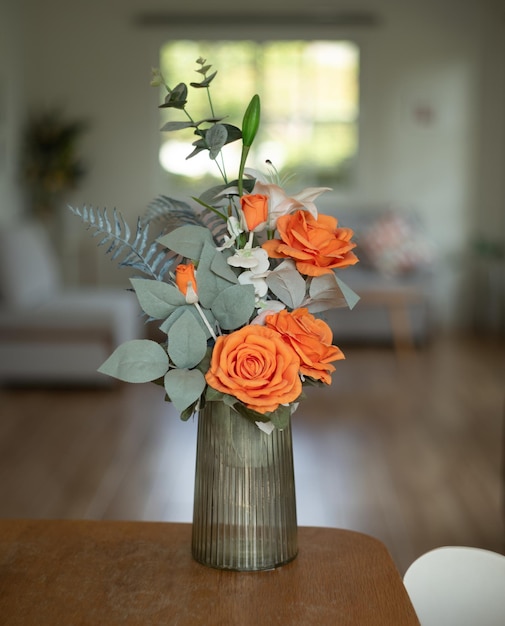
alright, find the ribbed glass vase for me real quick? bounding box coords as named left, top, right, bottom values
left=191, top=400, right=298, bottom=571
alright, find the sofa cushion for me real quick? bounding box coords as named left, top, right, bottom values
left=0, top=288, right=142, bottom=345
left=0, top=288, right=143, bottom=384
left=358, top=211, right=433, bottom=276
left=0, top=221, right=61, bottom=307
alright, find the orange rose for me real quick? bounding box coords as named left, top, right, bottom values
left=265, top=308, right=344, bottom=385
left=175, top=263, right=197, bottom=296
left=205, top=325, right=302, bottom=414
left=262, top=210, right=358, bottom=276
left=240, top=194, right=268, bottom=231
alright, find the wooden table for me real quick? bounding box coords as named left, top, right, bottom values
left=358, top=286, right=426, bottom=356
left=0, top=520, right=420, bottom=625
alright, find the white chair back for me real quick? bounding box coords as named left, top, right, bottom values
left=403, top=546, right=505, bottom=626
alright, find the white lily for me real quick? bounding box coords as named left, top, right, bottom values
left=216, top=216, right=243, bottom=251
left=227, top=238, right=269, bottom=272
left=238, top=270, right=269, bottom=300
left=246, top=169, right=331, bottom=230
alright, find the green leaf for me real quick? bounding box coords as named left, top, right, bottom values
left=231, top=401, right=271, bottom=425
left=220, top=124, right=242, bottom=145
left=222, top=394, right=237, bottom=408
left=189, top=70, right=217, bottom=88
left=196, top=64, right=212, bottom=75
left=157, top=224, right=213, bottom=259
left=210, top=248, right=239, bottom=283
left=266, top=260, right=306, bottom=309
left=180, top=401, right=198, bottom=421
left=167, top=310, right=208, bottom=368
left=160, top=120, right=196, bottom=132
left=194, top=347, right=212, bottom=376
left=205, top=386, right=227, bottom=402
left=193, top=116, right=225, bottom=125
left=268, top=404, right=291, bottom=430
left=211, top=284, right=256, bottom=330
left=206, top=124, right=228, bottom=159
left=186, top=124, right=242, bottom=160
left=198, top=178, right=254, bottom=206
left=130, top=278, right=185, bottom=319
left=97, top=339, right=169, bottom=383
left=159, top=304, right=216, bottom=340
left=335, top=275, right=361, bottom=309
left=164, top=368, right=206, bottom=413
left=196, top=241, right=237, bottom=308
left=159, top=82, right=188, bottom=109
left=186, top=137, right=207, bottom=159
left=303, top=273, right=360, bottom=313
left=233, top=401, right=290, bottom=430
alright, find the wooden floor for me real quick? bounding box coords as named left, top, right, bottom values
left=0, top=333, right=503, bottom=574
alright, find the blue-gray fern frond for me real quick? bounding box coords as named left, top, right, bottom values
left=68, top=205, right=177, bottom=281
left=142, top=195, right=228, bottom=245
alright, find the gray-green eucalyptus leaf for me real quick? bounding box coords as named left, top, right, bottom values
left=164, top=368, right=206, bottom=413
left=266, top=260, right=306, bottom=309
left=303, top=272, right=360, bottom=313
left=269, top=404, right=291, bottom=430
left=211, top=284, right=255, bottom=330
left=97, top=339, right=169, bottom=383
left=206, top=124, right=228, bottom=159
left=160, top=304, right=216, bottom=340
left=197, top=241, right=237, bottom=308
left=160, top=120, right=196, bottom=132
left=157, top=224, right=213, bottom=259
left=167, top=310, right=208, bottom=368
left=130, top=277, right=185, bottom=319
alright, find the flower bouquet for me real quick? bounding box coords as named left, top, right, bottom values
left=70, top=58, right=359, bottom=570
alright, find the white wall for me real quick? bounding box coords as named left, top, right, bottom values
left=0, top=0, right=25, bottom=224
left=5, top=0, right=505, bottom=330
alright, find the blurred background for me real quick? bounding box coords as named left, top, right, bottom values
left=0, top=0, right=503, bottom=574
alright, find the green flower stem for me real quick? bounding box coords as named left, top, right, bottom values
left=213, top=156, right=228, bottom=185
left=236, top=231, right=248, bottom=249
left=205, top=86, right=216, bottom=118
left=237, top=145, right=250, bottom=197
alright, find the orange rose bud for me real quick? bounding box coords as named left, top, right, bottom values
left=262, top=209, right=359, bottom=277
left=175, top=263, right=197, bottom=297
left=240, top=194, right=268, bottom=232
left=205, top=325, right=302, bottom=414
left=265, top=308, right=345, bottom=385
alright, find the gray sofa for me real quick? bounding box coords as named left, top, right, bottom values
left=0, top=221, right=143, bottom=385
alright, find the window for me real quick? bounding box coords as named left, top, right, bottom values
left=159, top=40, right=359, bottom=190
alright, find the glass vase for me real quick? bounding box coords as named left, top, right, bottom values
left=191, top=400, right=298, bottom=571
